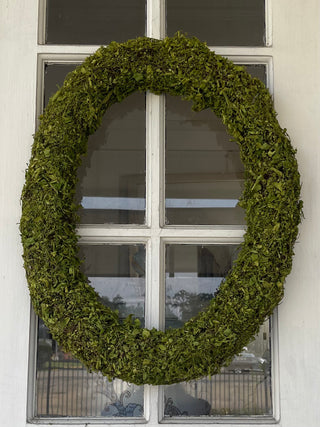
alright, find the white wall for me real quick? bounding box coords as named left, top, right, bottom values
left=0, top=1, right=38, bottom=426
left=0, top=1, right=319, bottom=426
left=272, top=2, right=320, bottom=425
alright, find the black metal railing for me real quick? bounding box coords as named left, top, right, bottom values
left=36, top=360, right=271, bottom=418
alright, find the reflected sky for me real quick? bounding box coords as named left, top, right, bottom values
left=81, top=196, right=239, bottom=210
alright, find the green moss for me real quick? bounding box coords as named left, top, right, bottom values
left=20, top=35, right=302, bottom=385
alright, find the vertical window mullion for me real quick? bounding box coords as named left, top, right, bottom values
left=145, top=93, right=165, bottom=330
left=147, top=0, right=165, bottom=39
left=144, top=2, right=166, bottom=421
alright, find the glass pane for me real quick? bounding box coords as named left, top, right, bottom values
left=46, top=0, right=146, bottom=45
left=165, top=244, right=238, bottom=328
left=79, top=244, right=146, bottom=325
left=44, top=64, right=146, bottom=225
left=36, top=245, right=145, bottom=418
left=164, top=244, right=272, bottom=418
left=245, top=63, right=267, bottom=82
left=44, top=64, right=77, bottom=107
left=76, top=93, right=146, bottom=224
left=165, top=96, right=244, bottom=225
left=165, top=65, right=266, bottom=226
left=167, top=0, right=265, bottom=46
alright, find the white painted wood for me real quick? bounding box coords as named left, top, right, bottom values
left=270, top=309, right=280, bottom=423
left=147, top=0, right=165, bottom=40
left=0, top=2, right=39, bottom=427
left=36, top=45, right=274, bottom=56
left=78, top=225, right=245, bottom=241
left=226, top=56, right=273, bottom=90
left=272, top=2, right=320, bottom=426
left=147, top=94, right=164, bottom=230
left=37, top=0, right=46, bottom=45
left=265, top=0, right=273, bottom=47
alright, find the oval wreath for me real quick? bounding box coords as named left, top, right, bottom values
left=20, top=35, right=302, bottom=385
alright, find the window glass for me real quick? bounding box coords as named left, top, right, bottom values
left=167, top=0, right=265, bottom=46
left=165, top=244, right=238, bottom=329
left=165, top=95, right=245, bottom=225
left=79, top=245, right=146, bottom=325
left=44, top=64, right=146, bottom=225
left=46, top=0, right=146, bottom=45
left=165, top=64, right=266, bottom=225
left=36, top=245, right=145, bottom=417
left=164, top=244, right=272, bottom=418
left=43, top=64, right=77, bottom=107
left=76, top=93, right=146, bottom=224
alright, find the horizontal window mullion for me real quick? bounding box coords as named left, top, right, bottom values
left=159, top=227, right=245, bottom=243
left=77, top=226, right=246, bottom=246
left=209, top=46, right=273, bottom=56
left=78, top=227, right=151, bottom=244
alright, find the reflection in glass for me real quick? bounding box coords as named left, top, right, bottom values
left=76, top=93, right=146, bottom=224
left=245, top=64, right=267, bottom=83
left=44, top=64, right=146, bottom=225
left=165, top=245, right=238, bottom=329
left=165, top=65, right=266, bottom=225
left=79, top=245, right=146, bottom=324
left=164, top=245, right=272, bottom=418
left=36, top=245, right=145, bottom=418
left=167, top=0, right=265, bottom=46
left=46, top=0, right=145, bottom=45
left=44, top=64, right=78, bottom=107
left=165, top=95, right=244, bottom=225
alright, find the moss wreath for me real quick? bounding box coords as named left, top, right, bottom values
left=20, top=35, right=302, bottom=385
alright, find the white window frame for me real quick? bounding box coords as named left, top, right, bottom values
left=27, top=0, right=280, bottom=425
